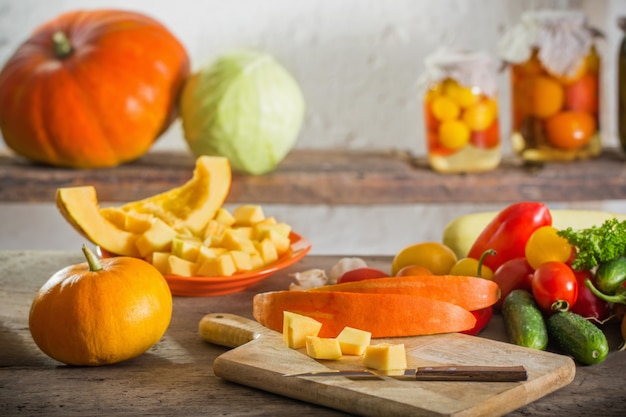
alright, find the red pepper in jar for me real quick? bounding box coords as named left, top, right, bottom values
left=467, top=202, right=552, bottom=271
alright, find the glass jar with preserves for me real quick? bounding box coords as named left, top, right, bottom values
left=618, top=17, right=626, bottom=152
left=421, top=48, right=501, bottom=173
left=500, top=10, right=602, bottom=162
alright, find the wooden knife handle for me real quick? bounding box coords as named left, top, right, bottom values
left=415, top=365, right=528, bottom=382
left=199, top=313, right=266, bottom=348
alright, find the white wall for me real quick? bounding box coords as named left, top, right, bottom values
left=3, top=0, right=618, bottom=156
left=2, top=0, right=626, bottom=255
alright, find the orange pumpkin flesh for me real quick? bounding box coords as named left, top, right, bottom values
left=0, top=9, right=190, bottom=168
left=29, top=245, right=173, bottom=366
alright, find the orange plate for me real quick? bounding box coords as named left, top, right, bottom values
left=99, top=232, right=312, bottom=297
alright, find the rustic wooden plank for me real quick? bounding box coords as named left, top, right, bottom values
left=2, top=148, right=626, bottom=204
left=0, top=251, right=624, bottom=416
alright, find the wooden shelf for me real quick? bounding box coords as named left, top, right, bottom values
left=2, top=148, right=626, bottom=204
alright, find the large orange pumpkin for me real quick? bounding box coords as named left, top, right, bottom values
left=0, top=9, right=190, bottom=168
left=29, top=245, right=173, bottom=366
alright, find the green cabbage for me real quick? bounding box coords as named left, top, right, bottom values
left=181, top=50, right=305, bottom=175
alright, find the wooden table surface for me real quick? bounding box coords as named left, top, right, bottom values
left=1, top=251, right=625, bottom=417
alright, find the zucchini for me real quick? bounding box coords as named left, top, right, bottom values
left=502, top=289, right=548, bottom=350
left=547, top=311, right=609, bottom=365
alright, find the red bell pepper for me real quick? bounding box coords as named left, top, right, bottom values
left=461, top=307, right=493, bottom=336
left=468, top=202, right=552, bottom=272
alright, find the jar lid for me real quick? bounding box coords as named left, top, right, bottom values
left=499, top=9, right=598, bottom=77
left=421, top=47, right=498, bottom=96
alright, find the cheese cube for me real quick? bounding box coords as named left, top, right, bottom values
left=282, top=311, right=323, bottom=349
left=233, top=204, right=265, bottom=226
left=362, top=343, right=407, bottom=371
left=167, top=255, right=199, bottom=277
left=197, top=253, right=237, bottom=277
left=336, top=327, right=372, bottom=355
left=305, top=336, right=342, bottom=360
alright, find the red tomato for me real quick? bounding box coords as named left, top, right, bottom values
left=395, top=265, right=433, bottom=277
left=469, top=119, right=500, bottom=149
left=531, top=261, right=578, bottom=314
left=492, top=257, right=534, bottom=311
left=570, top=269, right=611, bottom=321
left=545, top=111, right=596, bottom=150
left=337, top=267, right=388, bottom=284
left=460, top=307, right=493, bottom=336
left=564, top=74, right=598, bottom=114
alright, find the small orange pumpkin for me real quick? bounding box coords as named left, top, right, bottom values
left=0, top=9, right=190, bottom=168
left=29, top=245, right=173, bottom=366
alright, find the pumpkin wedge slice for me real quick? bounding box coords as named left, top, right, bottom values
left=112, top=156, right=231, bottom=234
left=253, top=291, right=476, bottom=338
left=56, top=186, right=140, bottom=257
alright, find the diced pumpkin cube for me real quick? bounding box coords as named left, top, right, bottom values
left=250, top=252, right=265, bottom=270
left=214, top=207, right=235, bottom=226
left=282, top=311, right=323, bottom=349
left=203, top=219, right=227, bottom=239
left=228, top=250, right=253, bottom=272
left=134, top=218, right=177, bottom=257
left=171, top=236, right=202, bottom=262
left=336, top=327, right=372, bottom=355
left=362, top=343, right=407, bottom=371
left=255, top=222, right=292, bottom=239
left=232, top=226, right=254, bottom=239
left=124, top=211, right=154, bottom=233
left=100, top=207, right=127, bottom=230
left=264, top=229, right=291, bottom=256
left=197, top=253, right=237, bottom=277
left=150, top=251, right=170, bottom=275
left=305, top=336, right=342, bottom=360
left=167, top=255, right=199, bottom=277
left=233, top=204, right=265, bottom=226
left=220, top=229, right=256, bottom=254
left=197, top=245, right=227, bottom=264
left=256, top=238, right=278, bottom=265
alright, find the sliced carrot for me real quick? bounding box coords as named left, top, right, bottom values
left=253, top=291, right=477, bottom=338
left=309, top=275, right=500, bottom=311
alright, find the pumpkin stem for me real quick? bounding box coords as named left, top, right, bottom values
left=82, top=244, right=103, bottom=272
left=52, top=30, right=73, bottom=59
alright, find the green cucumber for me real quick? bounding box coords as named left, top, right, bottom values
left=502, top=289, right=548, bottom=350
left=547, top=311, right=609, bottom=365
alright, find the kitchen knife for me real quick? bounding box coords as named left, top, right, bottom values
left=285, top=365, right=528, bottom=382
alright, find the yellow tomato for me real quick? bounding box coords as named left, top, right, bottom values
left=524, top=226, right=573, bottom=269
left=391, top=242, right=457, bottom=276
left=431, top=96, right=460, bottom=121
left=438, top=120, right=470, bottom=150
left=449, top=257, right=494, bottom=279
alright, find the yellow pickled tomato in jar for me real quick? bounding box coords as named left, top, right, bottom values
left=431, top=95, right=460, bottom=121
left=438, top=120, right=471, bottom=150
left=462, top=98, right=498, bottom=131
left=443, top=80, right=480, bottom=109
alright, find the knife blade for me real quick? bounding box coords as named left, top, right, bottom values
left=285, top=365, right=528, bottom=382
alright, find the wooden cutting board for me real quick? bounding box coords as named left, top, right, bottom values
left=202, top=313, right=576, bottom=417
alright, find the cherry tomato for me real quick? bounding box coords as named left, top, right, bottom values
left=570, top=269, right=611, bottom=321
left=524, top=226, right=574, bottom=269
left=337, top=267, right=388, bottom=284
left=449, top=257, right=494, bottom=280
left=460, top=307, right=493, bottom=336
left=492, top=257, right=534, bottom=311
left=531, top=261, right=578, bottom=314
left=391, top=242, right=457, bottom=276
left=395, top=265, right=433, bottom=277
